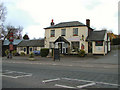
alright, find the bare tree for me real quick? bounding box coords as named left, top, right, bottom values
left=0, top=3, right=7, bottom=39
left=0, top=3, right=7, bottom=22
left=4, top=25, right=23, bottom=40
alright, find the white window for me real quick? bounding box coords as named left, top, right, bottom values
left=33, top=47, right=37, bottom=51
left=61, top=29, right=66, bottom=36
left=20, top=47, right=23, bottom=51
left=49, top=42, right=54, bottom=48
left=73, top=28, right=78, bottom=36
left=71, top=42, right=79, bottom=52
left=51, top=30, right=55, bottom=37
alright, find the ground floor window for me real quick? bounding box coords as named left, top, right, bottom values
left=33, top=47, right=37, bottom=51
left=95, top=41, right=103, bottom=46
left=71, top=42, right=79, bottom=52
left=24, top=48, right=26, bottom=52
left=20, top=47, right=23, bottom=51
left=30, top=48, right=32, bottom=51
left=49, top=42, right=54, bottom=48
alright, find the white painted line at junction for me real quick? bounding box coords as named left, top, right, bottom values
left=55, top=84, right=76, bottom=88
left=62, top=78, right=94, bottom=83
left=14, top=74, right=32, bottom=78
left=2, top=73, right=32, bottom=79
left=3, top=70, right=32, bottom=74
left=2, top=70, right=32, bottom=79
left=62, top=77, right=119, bottom=87
left=42, top=78, right=60, bottom=83
left=2, top=75, right=18, bottom=78
left=96, top=82, right=120, bottom=86
left=77, top=82, right=96, bottom=88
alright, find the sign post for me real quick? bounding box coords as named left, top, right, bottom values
left=53, top=48, right=60, bottom=61
left=8, top=31, right=14, bottom=59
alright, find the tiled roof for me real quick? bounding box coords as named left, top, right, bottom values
left=3, top=39, right=22, bottom=45
left=18, top=39, right=44, bottom=47
left=86, top=30, right=106, bottom=41
left=44, top=21, right=86, bottom=29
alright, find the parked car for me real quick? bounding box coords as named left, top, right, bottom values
left=33, top=51, right=40, bottom=55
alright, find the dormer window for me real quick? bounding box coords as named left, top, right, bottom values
left=51, top=30, right=55, bottom=37
left=73, top=28, right=78, bottom=36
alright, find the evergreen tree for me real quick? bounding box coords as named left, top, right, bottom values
left=23, top=34, right=29, bottom=40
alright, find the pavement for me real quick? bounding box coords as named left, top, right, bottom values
left=2, top=50, right=118, bottom=69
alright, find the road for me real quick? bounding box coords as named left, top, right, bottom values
left=2, top=50, right=119, bottom=89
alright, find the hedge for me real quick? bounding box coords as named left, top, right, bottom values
left=40, top=48, right=49, bottom=57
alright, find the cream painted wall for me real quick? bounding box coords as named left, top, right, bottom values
left=17, top=46, right=42, bottom=55
left=45, top=26, right=88, bottom=52
left=92, top=41, right=105, bottom=54
left=17, top=47, right=27, bottom=54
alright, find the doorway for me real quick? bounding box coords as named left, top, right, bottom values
left=88, top=42, right=92, bottom=53
left=27, top=46, right=29, bottom=54
left=58, top=43, right=62, bottom=54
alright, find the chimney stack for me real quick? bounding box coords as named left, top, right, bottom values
left=86, top=19, right=90, bottom=27
left=51, top=19, right=54, bottom=26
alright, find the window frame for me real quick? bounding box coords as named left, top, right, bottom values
left=73, top=28, right=78, bottom=36
left=71, top=41, right=79, bottom=52
left=95, top=41, right=103, bottom=46
left=30, top=48, right=33, bottom=52
left=33, top=47, right=37, bottom=51
left=49, top=42, right=53, bottom=49
left=24, top=48, right=26, bottom=52
left=61, top=29, right=66, bottom=36
left=51, top=30, right=55, bottom=37
left=20, top=47, right=23, bottom=51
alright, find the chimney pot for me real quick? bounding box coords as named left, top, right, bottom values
left=51, top=19, right=54, bottom=26
left=86, top=19, right=90, bottom=27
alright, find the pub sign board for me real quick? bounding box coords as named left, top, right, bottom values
left=9, top=44, right=13, bottom=51
left=53, top=48, right=60, bottom=61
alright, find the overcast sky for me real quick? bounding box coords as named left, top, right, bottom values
left=1, top=0, right=119, bottom=39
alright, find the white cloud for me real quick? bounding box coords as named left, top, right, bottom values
left=22, top=25, right=44, bottom=39
left=1, top=0, right=119, bottom=39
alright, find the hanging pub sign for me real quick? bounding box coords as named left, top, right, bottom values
left=81, top=44, right=84, bottom=49
left=9, top=44, right=13, bottom=51
left=9, top=32, right=14, bottom=42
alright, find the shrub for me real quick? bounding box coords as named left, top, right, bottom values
left=40, top=48, right=49, bottom=57
left=78, top=49, right=85, bottom=57
left=20, top=52, right=25, bottom=56
left=5, top=49, right=9, bottom=56
left=12, top=50, right=17, bottom=56
left=29, top=53, right=34, bottom=58
left=112, top=38, right=120, bottom=45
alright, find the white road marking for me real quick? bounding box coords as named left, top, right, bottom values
left=62, top=77, right=119, bottom=86
left=2, top=75, right=18, bottom=78
left=2, top=70, right=32, bottom=79
left=77, top=82, right=96, bottom=88
left=62, top=78, right=94, bottom=83
left=55, top=84, right=76, bottom=88
left=42, top=78, right=60, bottom=83
left=96, top=82, right=120, bottom=86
